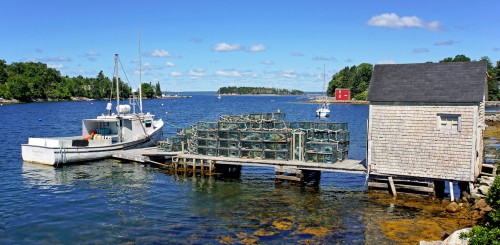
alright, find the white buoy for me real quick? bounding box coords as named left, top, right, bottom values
left=161, top=103, right=164, bottom=106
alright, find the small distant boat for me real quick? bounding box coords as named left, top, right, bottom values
left=316, top=103, right=330, bottom=117
left=217, top=94, right=222, bottom=100
left=316, top=65, right=330, bottom=117
left=22, top=53, right=164, bottom=165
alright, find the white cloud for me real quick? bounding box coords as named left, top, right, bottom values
left=20, top=56, right=72, bottom=62
left=249, top=44, right=266, bottom=52
left=367, top=13, right=442, bottom=31
left=170, top=71, right=182, bottom=77
left=212, top=42, right=243, bottom=52
left=377, top=60, right=396, bottom=64
left=79, top=51, right=101, bottom=61
left=145, top=49, right=169, bottom=57
left=413, top=48, right=430, bottom=53
left=261, top=61, right=274, bottom=65
left=48, top=64, right=64, bottom=69
left=189, top=69, right=205, bottom=77
left=434, top=40, right=456, bottom=46
left=165, top=61, right=175, bottom=67
left=312, top=56, right=333, bottom=61
left=215, top=70, right=242, bottom=77
left=282, top=69, right=297, bottom=78
left=83, top=51, right=100, bottom=57
left=43, top=56, right=72, bottom=62
left=143, top=62, right=153, bottom=67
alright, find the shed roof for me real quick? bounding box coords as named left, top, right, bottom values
left=367, top=61, right=487, bottom=102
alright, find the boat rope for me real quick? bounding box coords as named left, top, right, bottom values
left=134, top=114, right=160, bottom=146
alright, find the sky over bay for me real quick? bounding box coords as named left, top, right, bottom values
left=1, top=0, right=499, bottom=92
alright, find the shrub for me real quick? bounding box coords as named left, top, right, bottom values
left=461, top=176, right=500, bottom=244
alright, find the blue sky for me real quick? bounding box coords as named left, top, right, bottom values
left=1, top=0, right=499, bottom=92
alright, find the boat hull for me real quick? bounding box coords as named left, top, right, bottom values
left=316, top=109, right=330, bottom=117
left=22, top=126, right=163, bottom=166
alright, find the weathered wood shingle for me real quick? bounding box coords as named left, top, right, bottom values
left=367, top=61, right=487, bottom=103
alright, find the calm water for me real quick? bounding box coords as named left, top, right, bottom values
left=0, top=95, right=399, bottom=244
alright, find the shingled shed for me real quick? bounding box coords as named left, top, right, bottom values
left=366, top=61, right=487, bottom=195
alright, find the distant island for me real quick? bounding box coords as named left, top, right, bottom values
left=218, top=86, right=304, bottom=95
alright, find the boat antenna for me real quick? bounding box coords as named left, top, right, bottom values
left=138, top=28, right=143, bottom=114
left=115, top=54, right=120, bottom=116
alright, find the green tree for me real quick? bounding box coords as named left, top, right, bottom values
left=327, top=64, right=372, bottom=100
left=6, top=75, right=31, bottom=101
left=439, top=54, right=471, bottom=63
left=0, top=60, right=8, bottom=98
left=155, top=81, right=162, bottom=97
left=141, top=82, right=155, bottom=98
left=481, top=57, right=499, bottom=101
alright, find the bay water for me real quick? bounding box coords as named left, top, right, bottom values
left=0, top=95, right=412, bottom=244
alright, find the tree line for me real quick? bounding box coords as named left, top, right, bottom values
left=327, top=55, right=500, bottom=101
left=218, top=86, right=304, bottom=95
left=0, top=60, right=162, bottom=102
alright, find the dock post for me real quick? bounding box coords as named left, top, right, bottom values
left=388, top=176, right=397, bottom=197
left=449, top=181, right=455, bottom=202
left=183, top=157, right=187, bottom=176
left=209, top=160, right=213, bottom=175
left=193, top=158, right=196, bottom=176
left=201, top=160, right=204, bottom=176
left=174, top=157, right=178, bottom=173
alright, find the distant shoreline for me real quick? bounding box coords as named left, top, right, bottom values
left=301, top=99, right=369, bottom=105
left=219, top=94, right=301, bottom=96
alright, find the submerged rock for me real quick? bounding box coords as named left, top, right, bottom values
left=473, top=199, right=488, bottom=210
left=445, top=202, right=460, bottom=213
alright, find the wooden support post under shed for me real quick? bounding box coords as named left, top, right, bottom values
left=388, top=176, right=397, bottom=197
left=449, top=181, right=455, bottom=202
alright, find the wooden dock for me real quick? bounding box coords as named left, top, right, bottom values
left=175, top=153, right=366, bottom=173
left=112, top=147, right=366, bottom=185
left=112, top=147, right=366, bottom=173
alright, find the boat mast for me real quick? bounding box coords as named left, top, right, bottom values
left=323, top=64, right=326, bottom=100
left=138, top=28, right=143, bottom=114
left=115, top=54, right=120, bottom=115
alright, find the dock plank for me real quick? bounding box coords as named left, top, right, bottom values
left=113, top=147, right=366, bottom=174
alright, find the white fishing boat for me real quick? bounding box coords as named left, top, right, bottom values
left=316, top=65, right=330, bottom=117
left=316, top=103, right=330, bottom=117
left=21, top=54, right=164, bottom=165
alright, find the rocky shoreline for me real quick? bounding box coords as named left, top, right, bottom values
left=486, top=113, right=500, bottom=122
left=0, top=97, right=96, bottom=104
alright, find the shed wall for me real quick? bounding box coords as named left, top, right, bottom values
left=368, top=103, right=480, bottom=181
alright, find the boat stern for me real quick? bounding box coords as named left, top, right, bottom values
left=21, top=144, right=57, bottom=165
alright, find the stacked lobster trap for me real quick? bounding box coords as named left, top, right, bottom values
left=159, top=113, right=350, bottom=164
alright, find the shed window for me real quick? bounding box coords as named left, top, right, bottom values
left=438, top=114, right=461, bottom=132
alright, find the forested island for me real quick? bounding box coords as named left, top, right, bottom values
left=0, top=60, right=162, bottom=103
left=327, top=54, right=500, bottom=101
left=218, top=86, right=304, bottom=95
